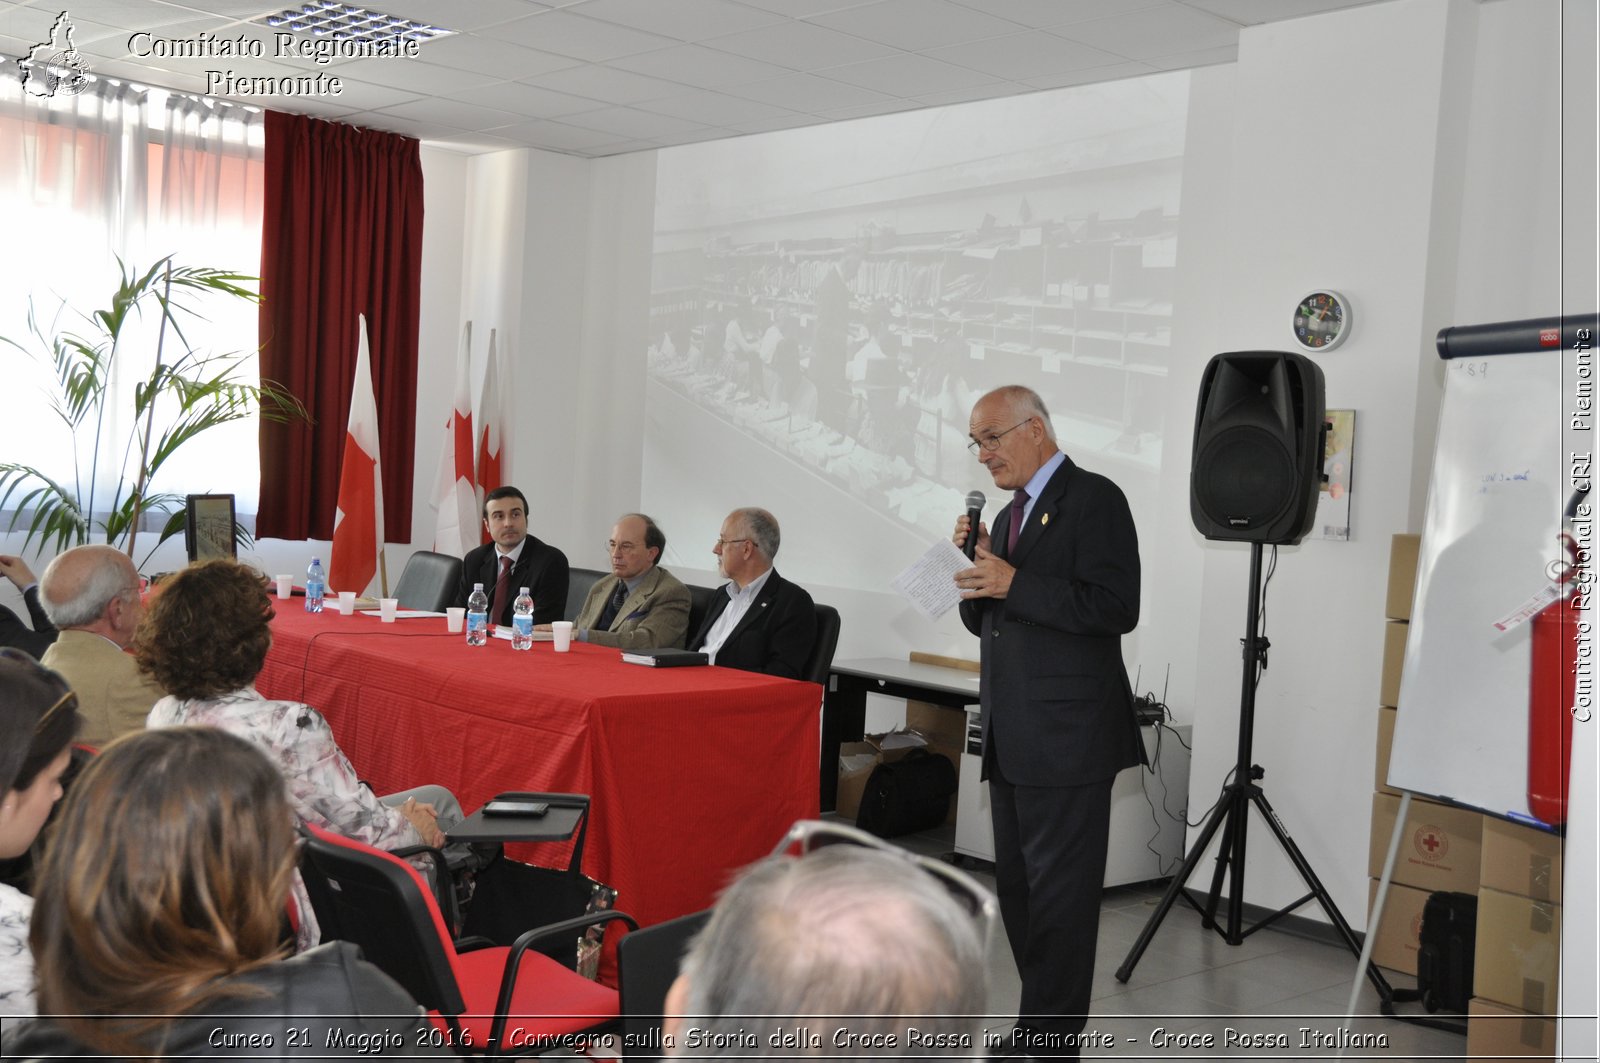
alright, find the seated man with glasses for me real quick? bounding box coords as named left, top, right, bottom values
left=556, top=513, right=690, bottom=650
left=687, top=508, right=815, bottom=679
left=665, top=820, right=993, bottom=1059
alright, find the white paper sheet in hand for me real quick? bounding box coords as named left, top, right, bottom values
left=893, top=538, right=970, bottom=620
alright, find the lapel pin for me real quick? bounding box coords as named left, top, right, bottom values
left=1041, top=512, right=1050, bottom=526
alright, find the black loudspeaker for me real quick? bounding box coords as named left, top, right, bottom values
left=1191, top=351, right=1327, bottom=544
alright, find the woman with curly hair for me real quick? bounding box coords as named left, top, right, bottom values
left=135, top=561, right=463, bottom=887
left=0, top=648, right=81, bottom=1029
left=7, top=727, right=425, bottom=1057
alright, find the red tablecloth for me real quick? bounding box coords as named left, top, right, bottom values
left=258, top=608, right=820, bottom=929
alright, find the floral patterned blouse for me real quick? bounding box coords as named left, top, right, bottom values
left=0, top=883, right=34, bottom=1029
left=147, top=686, right=422, bottom=852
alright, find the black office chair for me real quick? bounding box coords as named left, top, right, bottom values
left=564, top=568, right=607, bottom=622
left=802, top=603, right=841, bottom=689
left=617, top=909, right=711, bottom=1062
left=393, top=550, right=463, bottom=612
left=685, top=583, right=717, bottom=642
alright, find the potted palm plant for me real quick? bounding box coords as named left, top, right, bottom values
left=0, top=255, right=306, bottom=564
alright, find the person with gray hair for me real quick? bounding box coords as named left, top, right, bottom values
left=687, top=507, right=816, bottom=679
left=665, top=821, right=993, bottom=1060
left=38, top=545, right=164, bottom=748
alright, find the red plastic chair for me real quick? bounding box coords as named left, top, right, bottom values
left=298, top=823, right=635, bottom=1057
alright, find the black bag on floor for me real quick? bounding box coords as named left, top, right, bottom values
left=1416, top=890, right=1477, bottom=1013
left=855, top=749, right=957, bottom=838
left=1380, top=889, right=1476, bottom=1035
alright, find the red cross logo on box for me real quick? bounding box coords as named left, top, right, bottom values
left=1413, top=824, right=1449, bottom=863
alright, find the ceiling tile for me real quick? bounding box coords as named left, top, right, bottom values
left=730, top=0, right=882, bottom=16
left=944, top=0, right=1167, bottom=29
left=817, top=97, right=923, bottom=120
left=733, top=71, right=896, bottom=111
left=335, top=56, right=506, bottom=94
left=413, top=34, right=581, bottom=80
left=1023, top=60, right=1157, bottom=88
left=1053, top=3, right=1238, bottom=60
left=373, top=96, right=527, bottom=131
left=725, top=112, right=828, bottom=135
left=1142, top=44, right=1237, bottom=70
left=705, top=20, right=896, bottom=69
left=491, top=9, right=679, bottom=62
left=487, top=117, right=624, bottom=150
left=572, top=0, right=786, bottom=42
left=634, top=86, right=798, bottom=125
left=820, top=51, right=998, bottom=96
left=521, top=62, right=693, bottom=103
left=456, top=80, right=605, bottom=118
left=324, top=0, right=555, bottom=33
left=558, top=104, right=707, bottom=138
left=808, top=0, right=1023, bottom=52
left=914, top=79, right=1031, bottom=106
left=1181, top=0, right=1374, bottom=26
left=605, top=42, right=791, bottom=88
left=922, top=31, right=1122, bottom=79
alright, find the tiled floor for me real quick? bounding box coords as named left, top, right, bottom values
left=894, top=823, right=1467, bottom=1061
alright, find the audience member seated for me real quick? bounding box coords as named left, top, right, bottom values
left=0, top=556, right=57, bottom=659
left=555, top=513, right=690, bottom=650
left=455, top=485, right=569, bottom=627
left=37, top=545, right=163, bottom=748
left=687, top=508, right=816, bottom=679
left=665, top=820, right=991, bottom=1058
left=0, top=649, right=82, bottom=1030
left=136, top=560, right=462, bottom=867
left=7, top=727, right=427, bottom=1057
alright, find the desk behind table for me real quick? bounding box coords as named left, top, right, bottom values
left=258, top=608, right=821, bottom=928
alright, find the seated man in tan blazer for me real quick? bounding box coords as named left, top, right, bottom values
left=39, top=545, right=166, bottom=748
left=553, top=513, right=690, bottom=651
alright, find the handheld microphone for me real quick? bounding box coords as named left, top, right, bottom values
left=963, top=490, right=986, bottom=560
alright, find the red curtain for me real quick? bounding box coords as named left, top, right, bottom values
left=257, top=110, right=421, bottom=542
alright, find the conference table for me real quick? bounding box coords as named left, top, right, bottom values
left=257, top=607, right=821, bottom=932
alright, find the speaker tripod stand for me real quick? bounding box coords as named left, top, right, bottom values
left=1115, top=542, right=1392, bottom=1001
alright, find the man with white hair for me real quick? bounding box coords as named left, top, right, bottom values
left=665, top=822, right=991, bottom=1060
left=39, top=545, right=165, bottom=748
left=687, top=507, right=816, bottom=679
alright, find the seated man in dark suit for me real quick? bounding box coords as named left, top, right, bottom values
left=556, top=513, right=690, bottom=650
left=453, top=486, right=568, bottom=627
left=0, top=555, right=57, bottom=658
left=687, top=508, right=815, bottom=680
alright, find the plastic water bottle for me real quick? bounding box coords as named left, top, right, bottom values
left=511, top=587, right=534, bottom=651
left=466, top=582, right=489, bottom=646
left=305, top=558, right=325, bottom=613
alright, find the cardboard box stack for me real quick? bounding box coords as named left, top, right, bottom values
left=835, top=654, right=969, bottom=825
left=1466, top=819, right=1563, bottom=1060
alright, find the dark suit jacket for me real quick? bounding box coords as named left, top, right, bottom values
left=689, top=569, right=816, bottom=680
left=0, top=584, right=58, bottom=658
left=960, top=454, right=1144, bottom=788
left=455, top=537, right=569, bottom=626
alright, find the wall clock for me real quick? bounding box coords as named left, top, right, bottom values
left=1293, top=290, right=1351, bottom=351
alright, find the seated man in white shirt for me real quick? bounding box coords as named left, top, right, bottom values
left=686, top=508, right=815, bottom=680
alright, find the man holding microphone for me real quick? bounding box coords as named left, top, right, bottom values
left=952, top=385, right=1144, bottom=1058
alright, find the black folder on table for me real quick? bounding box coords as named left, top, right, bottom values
left=620, top=649, right=709, bottom=668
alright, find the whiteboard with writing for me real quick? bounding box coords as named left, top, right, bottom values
left=1392, top=348, right=1573, bottom=822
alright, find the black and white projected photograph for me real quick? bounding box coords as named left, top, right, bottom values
left=643, top=73, right=1188, bottom=590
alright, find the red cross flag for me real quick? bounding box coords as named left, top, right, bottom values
left=330, top=315, right=384, bottom=596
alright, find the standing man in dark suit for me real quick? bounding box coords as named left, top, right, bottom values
left=688, top=508, right=816, bottom=680
left=952, top=385, right=1143, bottom=1059
left=454, top=486, right=569, bottom=627
left=0, top=555, right=57, bottom=658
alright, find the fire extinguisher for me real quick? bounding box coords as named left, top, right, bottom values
left=1527, top=501, right=1584, bottom=826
